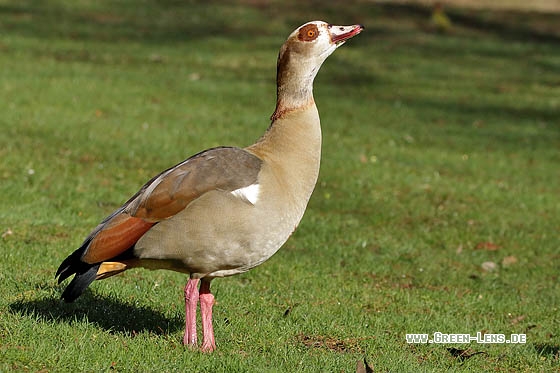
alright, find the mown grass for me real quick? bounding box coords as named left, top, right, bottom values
left=0, top=0, right=559, bottom=371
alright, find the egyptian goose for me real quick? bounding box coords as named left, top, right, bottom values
left=56, top=21, right=363, bottom=351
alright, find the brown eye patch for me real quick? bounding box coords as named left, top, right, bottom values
left=298, top=24, right=319, bottom=42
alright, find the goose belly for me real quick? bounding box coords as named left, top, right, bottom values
left=133, top=188, right=306, bottom=278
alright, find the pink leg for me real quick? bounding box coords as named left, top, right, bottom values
left=183, top=278, right=200, bottom=347
left=199, top=279, right=216, bottom=352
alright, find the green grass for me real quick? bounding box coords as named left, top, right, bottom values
left=1, top=0, right=559, bottom=371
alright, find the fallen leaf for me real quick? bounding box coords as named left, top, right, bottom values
left=149, top=53, right=165, bottom=63
left=481, top=261, right=497, bottom=272
left=475, top=242, right=500, bottom=251
left=2, top=228, right=13, bottom=238
left=502, top=256, right=518, bottom=267
left=297, top=333, right=363, bottom=353
left=510, top=315, right=526, bottom=325
left=472, top=120, right=484, bottom=128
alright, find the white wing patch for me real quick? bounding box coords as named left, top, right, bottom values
left=231, top=183, right=260, bottom=205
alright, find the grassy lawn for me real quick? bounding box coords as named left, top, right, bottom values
left=0, top=0, right=558, bottom=371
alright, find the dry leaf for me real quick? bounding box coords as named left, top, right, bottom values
left=481, top=261, right=497, bottom=272
left=297, top=333, right=363, bottom=353
left=510, top=315, right=526, bottom=325
left=2, top=228, right=13, bottom=238
left=502, top=256, right=518, bottom=267
left=475, top=242, right=500, bottom=251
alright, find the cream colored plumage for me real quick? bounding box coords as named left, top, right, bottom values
left=56, top=21, right=363, bottom=351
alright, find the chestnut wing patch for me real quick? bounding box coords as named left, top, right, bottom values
left=82, top=214, right=154, bottom=263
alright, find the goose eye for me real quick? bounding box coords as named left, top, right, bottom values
left=298, top=24, right=319, bottom=42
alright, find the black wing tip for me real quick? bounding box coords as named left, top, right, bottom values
left=60, top=263, right=100, bottom=302
left=56, top=237, right=97, bottom=301
left=55, top=248, right=83, bottom=283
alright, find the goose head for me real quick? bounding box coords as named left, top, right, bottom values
left=273, top=21, right=364, bottom=121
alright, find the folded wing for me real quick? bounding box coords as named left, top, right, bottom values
left=56, top=146, right=263, bottom=301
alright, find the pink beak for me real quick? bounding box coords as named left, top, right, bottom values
left=329, top=24, right=364, bottom=45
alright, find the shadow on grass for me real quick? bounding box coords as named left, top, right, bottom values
left=0, top=0, right=558, bottom=46
left=0, top=0, right=268, bottom=44
left=9, top=290, right=183, bottom=336
left=534, top=343, right=560, bottom=360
